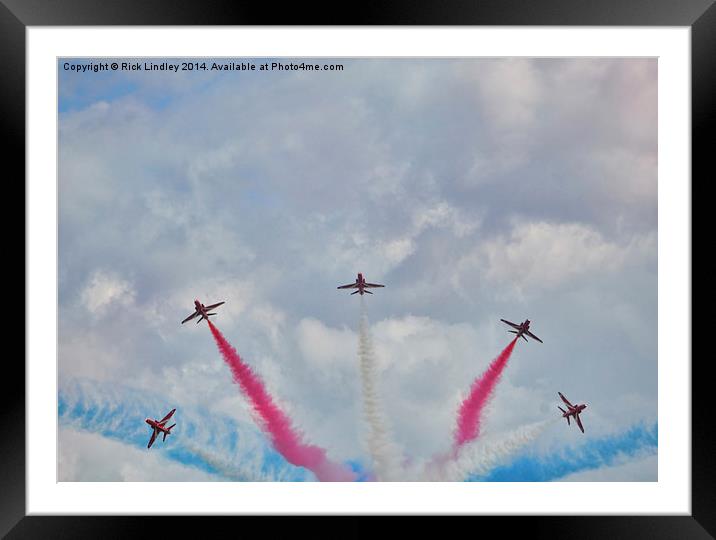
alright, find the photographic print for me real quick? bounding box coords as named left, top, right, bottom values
left=58, top=57, right=657, bottom=482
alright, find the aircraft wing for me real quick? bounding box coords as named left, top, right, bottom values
left=147, top=428, right=158, bottom=449
left=337, top=283, right=358, bottom=289
left=500, top=319, right=521, bottom=329
left=525, top=330, right=543, bottom=343
left=575, top=413, right=585, bottom=433
left=181, top=311, right=198, bottom=324
left=204, top=301, right=225, bottom=310
left=364, top=283, right=385, bottom=288
left=558, top=392, right=574, bottom=407
left=159, top=408, right=176, bottom=424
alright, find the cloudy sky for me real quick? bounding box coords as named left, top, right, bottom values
left=58, top=57, right=657, bottom=481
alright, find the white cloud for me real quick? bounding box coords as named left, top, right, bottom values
left=380, top=237, right=416, bottom=266
left=453, top=221, right=655, bottom=296
left=295, top=318, right=355, bottom=369
left=472, top=59, right=542, bottom=130
left=589, top=147, right=657, bottom=207
left=59, top=427, right=220, bottom=482
left=80, top=270, right=135, bottom=314
left=411, top=201, right=481, bottom=238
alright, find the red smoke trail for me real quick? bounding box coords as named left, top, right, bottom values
left=207, top=321, right=356, bottom=482
left=453, top=338, right=518, bottom=449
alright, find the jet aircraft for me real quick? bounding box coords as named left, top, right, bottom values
left=337, top=273, right=385, bottom=295
left=500, top=318, right=543, bottom=343
left=557, top=392, right=587, bottom=433
left=182, top=299, right=225, bottom=324
left=145, top=408, right=177, bottom=448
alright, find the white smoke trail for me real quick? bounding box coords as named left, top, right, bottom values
left=182, top=442, right=309, bottom=482
left=181, top=443, right=262, bottom=481
left=357, top=298, right=406, bottom=481
left=423, top=420, right=552, bottom=481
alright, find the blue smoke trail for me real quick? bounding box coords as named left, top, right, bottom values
left=60, top=378, right=654, bottom=482
left=59, top=377, right=328, bottom=481
left=469, top=422, right=657, bottom=482
left=345, top=459, right=372, bottom=482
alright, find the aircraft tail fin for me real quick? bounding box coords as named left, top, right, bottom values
left=163, top=424, right=176, bottom=442
left=522, top=334, right=528, bottom=342
left=567, top=416, right=570, bottom=425
left=508, top=330, right=518, bottom=334
left=351, top=290, right=360, bottom=295
left=364, top=290, right=373, bottom=294
left=558, top=406, right=566, bottom=414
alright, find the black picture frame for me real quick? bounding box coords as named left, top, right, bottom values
left=7, top=0, right=713, bottom=536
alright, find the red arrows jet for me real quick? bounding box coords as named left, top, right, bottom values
left=337, top=273, right=385, bottom=295
left=145, top=408, right=176, bottom=449
left=557, top=392, right=587, bottom=433
left=500, top=318, right=543, bottom=343
left=181, top=299, right=225, bottom=324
